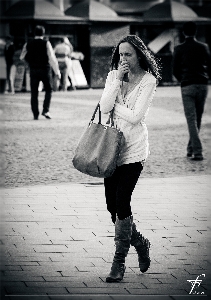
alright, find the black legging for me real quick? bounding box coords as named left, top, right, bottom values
left=104, top=162, right=143, bottom=221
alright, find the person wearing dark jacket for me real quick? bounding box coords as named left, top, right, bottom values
left=20, top=25, right=60, bottom=120
left=172, top=21, right=211, bottom=161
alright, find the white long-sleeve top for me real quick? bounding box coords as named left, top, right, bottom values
left=100, top=70, right=157, bottom=166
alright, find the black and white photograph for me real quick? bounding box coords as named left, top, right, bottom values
left=0, top=0, right=211, bottom=300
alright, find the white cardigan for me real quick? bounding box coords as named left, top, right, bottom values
left=100, top=70, right=157, bottom=166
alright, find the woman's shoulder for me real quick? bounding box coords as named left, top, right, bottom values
left=143, top=72, right=157, bottom=83
left=107, top=69, right=118, bottom=79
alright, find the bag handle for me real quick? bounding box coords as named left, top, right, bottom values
left=91, top=103, right=114, bottom=127
left=91, top=103, right=101, bottom=124
left=106, top=109, right=114, bottom=127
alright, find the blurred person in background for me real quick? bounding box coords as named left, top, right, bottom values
left=10, top=41, right=26, bottom=93
left=54, top=37, right=74, bottom=91
left=173, top=21, right=211, bottom=161
left=20, top=25, right=61, bottom=120
left=4, top=35, right=15, bottom=94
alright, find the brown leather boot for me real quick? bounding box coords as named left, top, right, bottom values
left=130, top=222, right=151, bottom=273
left=106, top=216, right=133, bottom=282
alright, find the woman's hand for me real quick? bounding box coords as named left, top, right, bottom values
left=117, top=61, right=130, bottom=81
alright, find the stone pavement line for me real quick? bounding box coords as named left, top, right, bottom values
left=2, top=175, right=210, bottom=299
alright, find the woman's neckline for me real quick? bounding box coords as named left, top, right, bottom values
left=121, top=71, right=147, bottom=99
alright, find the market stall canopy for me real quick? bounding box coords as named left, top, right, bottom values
left=109, top=0, right=164, bottom=16
left=2, top=0, right=85, bottom=22
left=143, top=0, right=210, bottom=22
left=65, top=0, right=138, bottom=22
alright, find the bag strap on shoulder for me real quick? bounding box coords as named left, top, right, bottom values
left=91, top=103, right=101, bottom=124
left=91, top=103, right=114, bottom=127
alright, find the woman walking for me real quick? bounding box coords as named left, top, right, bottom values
left=100, top=35, right=162, bottom=282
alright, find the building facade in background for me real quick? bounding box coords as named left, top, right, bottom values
left=0, top=0, right=211, bottom=88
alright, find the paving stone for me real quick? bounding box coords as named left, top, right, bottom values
left=125, top=288, right=187, bottom=295
left=3, top=275, right=45, bottom=282
left=25, top=281, right=87, bottom=288
left=66, top=287, right=130, bottom=294
left=110, top=297, right=174, bottom=300
left=2, top=87, right=211, bottom=299
left=4, top=286, right=68, bottom=295
left=3, top=296, right=51, bottom=300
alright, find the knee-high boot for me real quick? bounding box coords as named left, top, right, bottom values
left=106, top=216, right=133, bottom=283
left=130, top=222, right=151, bottom=273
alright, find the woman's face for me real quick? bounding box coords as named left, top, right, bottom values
left=118, top=42, right=139, bottom=71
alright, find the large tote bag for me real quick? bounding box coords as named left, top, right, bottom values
left=72, top=103, right=124, bottom=178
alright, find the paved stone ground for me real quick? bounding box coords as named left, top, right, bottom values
left=2, top=86, right=211, bottom=188
left=2, top=176, right=211, bottom=300
left=1, top=86, right=211, bottom=300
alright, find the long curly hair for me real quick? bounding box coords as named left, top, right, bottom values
left=111, top=35, right=162, bottom=81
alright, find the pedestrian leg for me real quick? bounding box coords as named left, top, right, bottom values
left=10, top=65, right=16, bottom=94
left=181, top=85, right=202, bottom=157
left=106, top=216, right=133, bottom=282
left=115, top=162, right=143, bottom=221
left=30, top=69, right=40, bottom=119
left=42, top=68, right=52, bottom=115
left=104, top=170, right=119, bottom=224
left=130, top=222, right=151, bottom=272
left=106, top=162, right=144, bottom=282
left=195, top=85, right=207, bottom=131
left=61, top=67, right=68, bottom=91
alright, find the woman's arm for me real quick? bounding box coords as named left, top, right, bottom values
left=20, top=43, right=27, bottom=60
left=100, top=71, right=121, bottom=114
left=114, top=80, right=156, bottom=125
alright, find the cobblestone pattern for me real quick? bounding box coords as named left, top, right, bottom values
left=2, top=87, right=211, bottom=188
left=2, top=88, right=210, bottom=299
left=3, top=176, right=210, bottom=298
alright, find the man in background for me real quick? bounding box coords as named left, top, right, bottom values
left=4, top=35, right=15, bottom=94
left=172, top=21, right=211, bottom=161
left=20, top=25, right=60, bottom=120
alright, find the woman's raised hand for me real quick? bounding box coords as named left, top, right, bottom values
left=117, top=61, right=130, bottom=81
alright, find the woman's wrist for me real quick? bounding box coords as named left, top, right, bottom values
left=116, top=73, right=124, bottom=81
left=114, top=77, right=122, bottom=85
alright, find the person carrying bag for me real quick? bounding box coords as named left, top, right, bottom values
left=73, top=34, right=162, bottom=283
left=72, top=103, right=124, bottom=178
left=99, top=35, right=161, bottom=283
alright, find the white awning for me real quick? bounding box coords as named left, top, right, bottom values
left=147, top=29, right=175, bottom=53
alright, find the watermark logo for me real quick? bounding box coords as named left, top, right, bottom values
left=187, top=274, right=205, bottom=295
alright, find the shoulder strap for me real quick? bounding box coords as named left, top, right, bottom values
left=91, top=103, right=114, bottom=127
left=91, top=103, right=101, bottom=124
